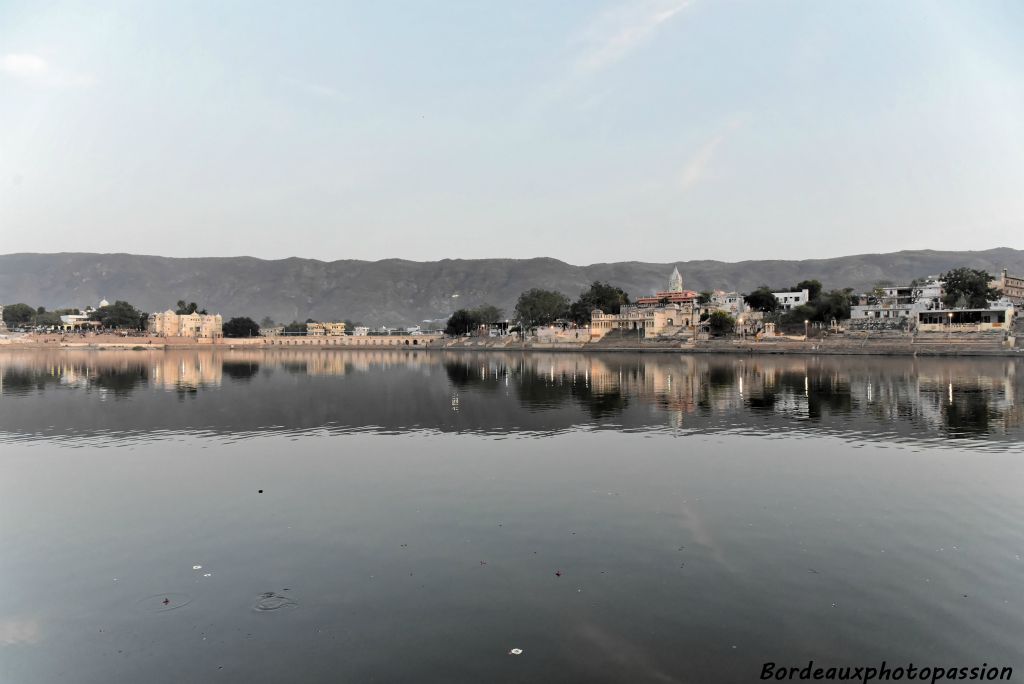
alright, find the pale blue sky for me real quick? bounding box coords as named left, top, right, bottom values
left=1, top=1, right=1023, bottom=263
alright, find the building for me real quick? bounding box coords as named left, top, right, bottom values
left=708, top=291, right=745, bottom=315
left=148, top=310, right=223, bottom=338
left=992, top=269, right=1024, bottom=306
left=848, top=279, right=945, bottom=331
left=590, top=268, right=701, bottom=340
left=260, top=326, right=284, bottom=337
left=353, top=326, right=370, bottom=336
left=307, top=321, right=347, bottom=336
left=633, top=266, right=702, bottom=307
left=916, top=306, right=1015, bottom=332
left=772, top=289, right=810, bottom=311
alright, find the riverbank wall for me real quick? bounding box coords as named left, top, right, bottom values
left=2, top=332, right=1021, bottom=357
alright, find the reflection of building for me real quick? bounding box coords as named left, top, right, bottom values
left=148, top=310, right=223, bottom=338
left=992, top=269, right=1024, bottom=306
left=151, top=352, right=223, bottom=389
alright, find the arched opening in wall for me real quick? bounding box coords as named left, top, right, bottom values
left=404, top=340, right=410, bottom=345
left=413, top=340, right=418, bottom=345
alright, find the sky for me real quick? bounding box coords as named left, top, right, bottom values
left=1, top=0, right=1023, bottom=265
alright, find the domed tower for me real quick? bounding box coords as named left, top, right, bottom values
left=668, top=267, right=683, bottom=293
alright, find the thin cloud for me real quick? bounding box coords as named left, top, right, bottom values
left=0, top=53, right=94, bottom=88
left=680, top=133, right=725, bottom=191
left=571, top=0, right=692, bottom=74
left=680, top=118, right=744, bottom=192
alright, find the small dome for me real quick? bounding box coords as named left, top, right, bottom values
left=99, top=299, right=110, bottom=307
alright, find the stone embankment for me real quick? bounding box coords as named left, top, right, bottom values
left=2, top=331, right=1020, bottom=357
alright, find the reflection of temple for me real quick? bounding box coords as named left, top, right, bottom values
left=1, top=349, right=1021, bottom=443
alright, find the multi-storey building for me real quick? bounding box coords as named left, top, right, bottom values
left=148, top=310, right=223, bottom=338
left=992, top=269, right=1024, bottom=306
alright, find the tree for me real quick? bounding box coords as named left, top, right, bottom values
left=283, top=321, right=307, bottom=335
left=744, top=287, right=779, bottom=312
left=175, top=300, right=199, bottom=315
left=515, top=288, right=570, bottom=332
left=568, top=281, right=630, bottom=325
left=707, top=311, right=735, bottom=335
left=260, top=316, right=276, bottom=328
left=698, top=291, right=713, bottom=305
left=941, top=268, right=999, bottom=308
left=472, top=304, right=504, bottom=327
left=223, top=317, right=261, bottom=338
left=3, top=303, right=35, bottom=326
left=445, top=309, right=479, bottom=336
left=90, top=301, right=146, bottom=329
left=795, top=280, right=823, bottom=302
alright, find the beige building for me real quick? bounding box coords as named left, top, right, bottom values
left=148, top=310, right=223, bottom=338
left=306, top=321, right=347, bottom=336
left=916, top=306, right=1015, bottom=332
left=992, top=269, right=1024, bottom=306
left=590, top=268, right=701, bottom=340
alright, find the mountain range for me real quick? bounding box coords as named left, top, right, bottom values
left=1, top=249, right=1021, bottom=326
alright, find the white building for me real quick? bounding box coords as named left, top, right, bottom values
left=772, top=289, right=810, bottom=311
left=709, top=290, right=745, bottom=315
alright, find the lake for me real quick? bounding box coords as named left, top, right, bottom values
left=1, top=349, right=1022, bottom=683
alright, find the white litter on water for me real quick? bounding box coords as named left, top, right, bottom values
left=203, top=573, right=212, bottom=577
left=193, top=565, right=202, bottom=570
left=508, top=648, right=523, bottom=656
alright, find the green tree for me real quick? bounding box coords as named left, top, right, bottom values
left=795, top=280, right=823, bottom=302
left=223, top=316, right=261, bottom=338
left=283, top=321, right=307, bottom=335
left=515, top=288, right=570, bottom=332
left=568, top=281, right=629, bottom=324
left=744, top=287, right=779, bottom=312
left=941, top=267, right=999, bottom=308
left=90, top=301, right=146, bottom=329
left=698, top=291, right=713, bottom=305
left=472, top=304, right=505, bottom=327
left=175, top=300, right=199, bottom=315
left=3, top=303, right=35, bottom=326
left=707, top=311, right=735, bottom=335
left=445, top=308, right=479, bottom=336
left=260, top=316, right=276, bottom=328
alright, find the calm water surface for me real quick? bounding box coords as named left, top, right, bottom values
left=1, top=349, right=1022, bottom=683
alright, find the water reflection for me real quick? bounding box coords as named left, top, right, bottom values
left=1, top=349, right=1021, bottom=448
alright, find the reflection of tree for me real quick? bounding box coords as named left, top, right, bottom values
left=571, top=382, right=628, bottom=419
left=942, top=390, right=996, bottom=437
left=90, top=367, right=148, bottom=396
left=222, top=361, right=260, bottom=381
left=1, top=369, right=49, bottom=393
left=444, top=361, right=501, bottom=391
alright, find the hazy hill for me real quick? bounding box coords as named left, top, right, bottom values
left=1, top=249, right=1021, bottom=326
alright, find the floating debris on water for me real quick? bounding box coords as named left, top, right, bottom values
left=554, top=570, right=562, bottom=577
left=138, top=592, right=193, bottom=613
left=508, top=648, right=523, bottom=656
left=192, top=565, right=202, bottom=571
left=254, top=591, right=297, bottom=612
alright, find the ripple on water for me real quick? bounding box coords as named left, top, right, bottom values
left=137, top=592, right=193, bottom=613
left=253, top=591, right=297, bottom=612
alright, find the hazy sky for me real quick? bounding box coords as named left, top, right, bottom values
left=2, top=1, right=1023, bottom=264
